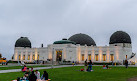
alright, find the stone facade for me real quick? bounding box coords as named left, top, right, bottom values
left=13, top=43, right=133, bottom=63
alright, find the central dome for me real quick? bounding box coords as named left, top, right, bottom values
left=68, top=33, right=96, bottom=46
left=15, top=37, right=31, bottom=48
left=53, top=39, right=76, bottom=44
left=109, top=31, right=131, bottom=44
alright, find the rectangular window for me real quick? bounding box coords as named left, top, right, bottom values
left=103, top=54, right=106, bottom=61
left=38, top=55, right=39, bottom=60
left=23, top=55, right=25, bottom=60
left=28, top=55, right=30, bottom=60
left=33, top=55, right=35, bottom=60
left=19, top=55, right=21, bottom=60
left=88, top=54, right=91, bottom=61
left=110, top=54, right=114, bottom=61
left=95, top=54, right=98, bottom=61
left=82, top=54, right=84, bottom=61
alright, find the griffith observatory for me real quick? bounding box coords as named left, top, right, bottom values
left=12, top=31, right=136, bottom=64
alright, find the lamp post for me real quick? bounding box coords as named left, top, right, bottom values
left=51, top=48, right=54, bottom=68
left=18, top=60, right=20, bottom=65
left=18, top=58, right=20, bottom=66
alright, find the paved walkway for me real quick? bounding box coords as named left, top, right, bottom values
left=0, top=64, right=137, bottom=74
left=0, top=65, right=75, bottom=73
left=127, top=76, right=137, bottom=81
left=0, top=64, right=52, bottom=67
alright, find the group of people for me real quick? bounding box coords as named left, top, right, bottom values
left=84, top=59, right=113, bottom=71
left=103, top=64, right=112, bottom=69
left=84, top=59, right=93, bottom=72
left=18, top=65, right=49, bottom=81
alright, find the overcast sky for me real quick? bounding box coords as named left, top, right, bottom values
left=0, top=0, right=137, bottom=59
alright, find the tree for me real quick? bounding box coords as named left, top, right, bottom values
left=0, top=54, right=2, bottom=58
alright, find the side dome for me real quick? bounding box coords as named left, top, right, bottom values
left=15, top=37, right=31, bottom=48
left=68, top=33, right=96, bottom=46
left=109, top=31, right=131, bottom=44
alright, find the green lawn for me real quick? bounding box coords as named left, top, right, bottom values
left=0, top=66, right=137, bottom=81
left=0, top=65, right=49, bottom=70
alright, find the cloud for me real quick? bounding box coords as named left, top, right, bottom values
left=0, top=0, right=137, bottom=59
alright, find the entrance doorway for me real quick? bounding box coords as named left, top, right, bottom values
left=56, top=50, right=62, bottom=61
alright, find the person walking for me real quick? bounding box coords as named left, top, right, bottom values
left=88, top=60, right=92, bottom=72
left=72, top=61, right=75, bottom=66
left=112, top=61, right=114, bottom=66
left=125, top=60, right=128, bottom=68
left=84, top=59, right=88, bottom=72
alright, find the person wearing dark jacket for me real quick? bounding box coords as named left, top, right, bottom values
left=88, top=60, right=92, bottom=72
left=41, top=71, right=48, bottom=80
left=125, top=60, right=128, bottom=68
left=24, top=68, right=30, bottom=79
left=29, top=71, right=37, bottom=81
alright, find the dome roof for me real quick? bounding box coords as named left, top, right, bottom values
left=15, top=37, right=31, bottom=48
left=109, top=31, right=131, bottom=44
left=68, top=33, right=96, bottom=46
left=54, top=39, right=76, bottom=44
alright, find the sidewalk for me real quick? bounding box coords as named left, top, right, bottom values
left=0, top=65, right=75, bottom=73
left=0, top=64, right=137, bottom=74
left=0, top=64, right=52, bottom=67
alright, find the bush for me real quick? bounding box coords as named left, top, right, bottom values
left=93, top=62, right=119, bottom=65
left=7, top=61, right=18, bottom=63
left=25, top=62, right=36, bottom=64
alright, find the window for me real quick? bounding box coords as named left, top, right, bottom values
left=19, top=55, right=21, bottom=60
left=95, top=54, right=98, bottom=61
left=33, top=55, right=35, bottom=60
left=103, top=54, right=106, bottom=61
left=38, top=55, right=39, bottom=60
left=23, top=55, right=25, bottom=60
left=88, top=54, right=91, bottom=61
left=82, top=54, right=84, bottom=61
left=28, top=55, right=30, bottom=60
left=110, top=54, right=114, bottom=61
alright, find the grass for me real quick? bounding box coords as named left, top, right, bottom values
left=0, top=65, right=49, bottom=70
left=0, top=66, right=137, bottom=81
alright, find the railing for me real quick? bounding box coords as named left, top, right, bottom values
left=127, top=53, right=136, bottom=60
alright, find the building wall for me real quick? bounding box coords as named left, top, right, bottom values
left=14, top=47, right=48, bottom=62
left=13, top=43, right=133, bottom=63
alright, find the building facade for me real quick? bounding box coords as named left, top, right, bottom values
left=13, top=31, right=135, bottom=63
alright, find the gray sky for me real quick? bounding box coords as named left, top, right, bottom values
left=0, top=0, right=137, bottom=59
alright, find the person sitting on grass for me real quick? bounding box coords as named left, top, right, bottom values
left=25, top=68, right=30, bottom=79
left=106, top=64, right=112, bottom=69
left=103, top=65, right=107, bottom=69
left=31, top=67, right=33, bottom=72
left=22, top=74, right=29, bottom=80
left=35, top=70, right=40, bottom=79
left=29, top=71, right=37, bottom=81
left=22, top=65, right=27, bottom=72
left=41, top=71, right=48, bottom=80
